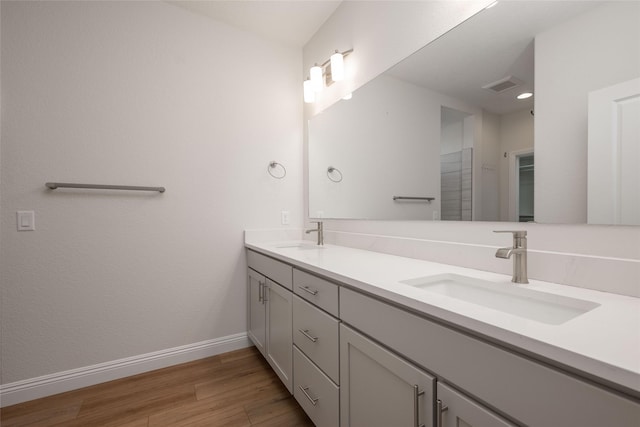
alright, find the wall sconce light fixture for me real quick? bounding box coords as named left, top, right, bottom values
left=304, top=48, right=353, bottom=103
left=330, top=50, right=345, bottom=81
left=303, top=79, right=316, bottom=103
left=310, top=64, right=323, bottom=92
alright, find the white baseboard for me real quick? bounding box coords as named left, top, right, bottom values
left=0, top=332, right=251, bottom=408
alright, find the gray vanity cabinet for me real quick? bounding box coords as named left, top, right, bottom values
left=340, top=324, right=435, bottom=427
left=340, top=286, right=640, bottom=427
left=247, top=250, right=293, bottom=393
left=247, top=248, right=640, bottom=427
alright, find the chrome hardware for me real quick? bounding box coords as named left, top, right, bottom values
left=413, top=385, right=425, bottom=427
left=267, top=161, right=287, bottom=179
left=258, top=281, right=262, bottom=302
left=262, top=284, right=268, bottom=303
left=494, top=230, right=529, bottom=284
left=299, top=286, right=319, bottom=296
left=305, top=221, right=324, bottom=246
left=299, top=329, right=319, bottom=343
left=393, top=196, right=435, bottom=202
left=45, top=182, right=165, bottom=193
left=299, top=386, right=319, bottom=406
left=436, top=399, right=449, bottom=427
left=327, top=166, right=343, bottom=182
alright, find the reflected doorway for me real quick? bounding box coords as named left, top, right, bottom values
left=508, top=149, right=534, bottom=222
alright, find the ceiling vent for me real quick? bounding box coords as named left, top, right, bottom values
left=482, top=76, right=523, bottom=94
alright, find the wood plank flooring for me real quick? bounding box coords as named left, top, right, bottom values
left=0, top=347, right=314, bottom=427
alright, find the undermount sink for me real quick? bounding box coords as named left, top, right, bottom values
left=275, top=243, right=324, bottom=250
left=400, top=273, right=600, bottom=325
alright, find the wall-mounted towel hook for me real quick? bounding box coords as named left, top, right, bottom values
left=268, top=161, right=287, bottom=179
left=327, top=166, right=343, bottom=183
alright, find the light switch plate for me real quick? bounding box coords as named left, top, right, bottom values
left=281, top=210, right=290, bottom=225
left=17, top=211, right=35, bottom=231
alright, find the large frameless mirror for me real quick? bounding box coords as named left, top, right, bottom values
left=308, top=1, right=640, bottom=225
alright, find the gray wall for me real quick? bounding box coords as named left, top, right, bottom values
left=1, top=1, right=302, bottom=385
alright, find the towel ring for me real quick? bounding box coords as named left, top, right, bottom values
left=327, top=166, right=343, bottom=183
left=268, top=161, right=287, bottom=179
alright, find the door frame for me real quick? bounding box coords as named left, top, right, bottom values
left=508, top=148, right=534, bottom=222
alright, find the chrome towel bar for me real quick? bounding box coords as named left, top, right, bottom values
left=393, top=196, right=434, bottom=202
left=46, top=182, right=165, bottom=193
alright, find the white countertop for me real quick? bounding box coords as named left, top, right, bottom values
left=245, top=239, right=640, bottom=396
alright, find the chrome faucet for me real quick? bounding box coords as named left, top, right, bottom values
left=494, top=230, right=528, bottom=284
left=305, top=221, right=324, bottom=246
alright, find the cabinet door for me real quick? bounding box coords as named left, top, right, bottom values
left=247, top=269, right=266, bottom=356
left=437, top=383, right=515, bottom=427
left=266, top=279, right=293, bottom=393
left=341, top=324, right=435, bottom=427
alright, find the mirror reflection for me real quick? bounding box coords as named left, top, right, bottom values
left=308, top=1, right=640, bottom=224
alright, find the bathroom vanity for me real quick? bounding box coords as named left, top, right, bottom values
left=245, top=241, right=640, bottom=427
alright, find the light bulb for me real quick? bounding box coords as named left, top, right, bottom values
left=330, top=51, right=345, bottom=82
left=303, top=79, right=315, bottom=103
left=310, top=64, right=323, bottom=92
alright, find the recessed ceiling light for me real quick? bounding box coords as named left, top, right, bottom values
left=517, top=92, right=533, bottom=100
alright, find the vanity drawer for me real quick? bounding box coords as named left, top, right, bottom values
left=247, top=250, right=292, bottom=290
left=293, top=268, right=339, bottom=316
left=293, top=295, right=340, bottom=384
left=293, top=346, right=339, bottom=427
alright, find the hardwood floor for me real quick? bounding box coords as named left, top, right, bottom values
left=0, top=347, right=314, bottom=427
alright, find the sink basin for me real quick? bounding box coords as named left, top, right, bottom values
left=275, top=243, right=324, bottom=250
left=400, top=273, right=600, bottom=325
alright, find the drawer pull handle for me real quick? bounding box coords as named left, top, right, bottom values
left=413, top=385, right=425, bottom=427
left=258, top=281, right=264, bottom=303
left=299, top=286, right=319, bottom=296
left=299, top=386, right=319, bottom=406
left=299, top=329, right=319, bottom=343
left=436, top=399, right=448, bottom=427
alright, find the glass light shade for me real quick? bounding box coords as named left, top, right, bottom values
left=330, top=51, right=345, bottom=82
left=310, top=65, right=323, bottom=92
left=303, top=80, right=315, bottom=103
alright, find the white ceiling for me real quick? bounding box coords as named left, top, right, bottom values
left=167, top=1, right=342, bottom=47
left=386, top=1, right=602, bottom=115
